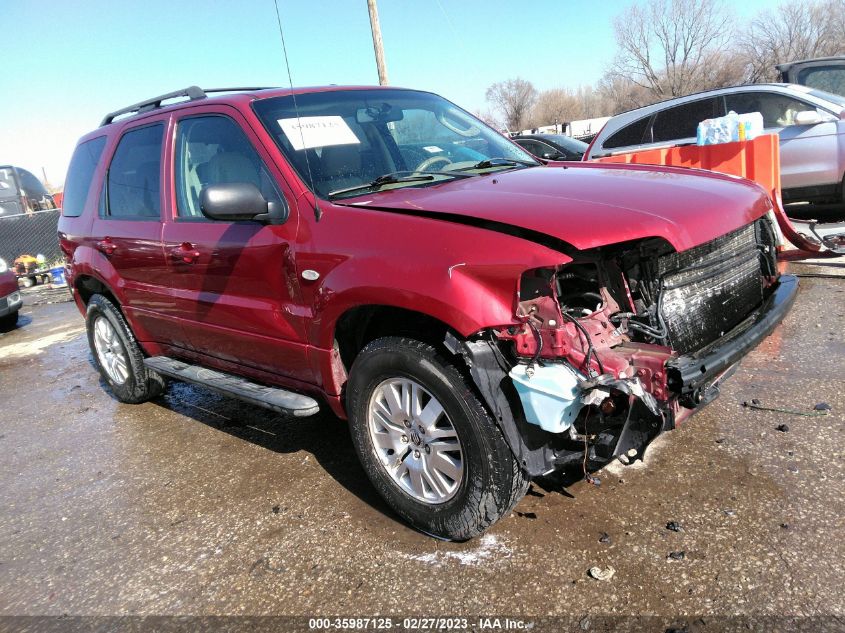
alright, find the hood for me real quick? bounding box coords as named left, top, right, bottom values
left=335, top=162, right=772, bottom=253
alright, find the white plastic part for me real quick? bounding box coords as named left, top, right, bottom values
left=509, top=363, right=584, bottom=433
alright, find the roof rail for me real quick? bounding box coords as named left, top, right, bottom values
left=99, top=86, right=281, bottom=127
left=100, top=86, right=207, bottom=126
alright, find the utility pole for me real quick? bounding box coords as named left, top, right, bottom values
left=366, top=0, right=389, bottom=85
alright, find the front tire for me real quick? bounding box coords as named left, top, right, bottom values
left=0, top=311, right=18, bottom=331
left=86, top=294, right=164, bottom=404
left=347, top=336, right=528, bottom=540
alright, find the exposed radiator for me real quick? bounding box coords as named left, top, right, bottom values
left=657, top=221, right=771, bottom=354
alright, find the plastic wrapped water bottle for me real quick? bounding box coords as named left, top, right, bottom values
left=697, top=111, right=764, bottom=145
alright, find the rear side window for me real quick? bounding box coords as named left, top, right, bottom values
left=603, top=116, right=651, bottom=150
left=105, top=124, right=164, bottom=219
left=63, top=137, right=107, bottom=217
left=652, top=98, right=720, bottom=143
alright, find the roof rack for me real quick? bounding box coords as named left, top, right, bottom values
left=99, top=86, right=280, bottom=126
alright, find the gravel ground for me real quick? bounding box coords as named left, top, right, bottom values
left=0, top=261, right=843, bottom=632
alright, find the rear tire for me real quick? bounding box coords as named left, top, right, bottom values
left=0, top=311, right=18, bottom=330
left=86, top=294, right=164, bottom=404
left=347, top=336, right=529, bottom=541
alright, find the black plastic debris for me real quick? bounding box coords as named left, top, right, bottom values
left=666, top=521, right=682, bottom=532
left=814, top=402, right=832, bottom=411
left=715, top=437, right=725, bottom=444
left=599, top=532, right=611, bottom=544
left=751, top=398, right=760, bottom=405
left=780, top=523, right=790, bottom=529
left=776, top=424, right=790, bottom=432
left=516, top=511, right=537, bottom=519
left=271, top=505, right=281, bottom=514
left=667, top=551, right=686, bottom=561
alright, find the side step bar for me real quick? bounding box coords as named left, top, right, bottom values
left=143, top=356, right=320, bottom=417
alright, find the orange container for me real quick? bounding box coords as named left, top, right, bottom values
left=592, top=135, right=820, bottom=252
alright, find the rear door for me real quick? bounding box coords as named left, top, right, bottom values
left=89, top=117, right=177, bottom=345
left=161, top=106, right=310, bottom=383
left=725, top=91, right=840, bottom=190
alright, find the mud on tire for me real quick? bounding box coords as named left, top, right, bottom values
left=86, top=294, right=165, bottom=404
left=346, top=336, right=529, bottom=541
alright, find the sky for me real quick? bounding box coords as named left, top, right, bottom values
left=2, top=0, right=782, bottom=187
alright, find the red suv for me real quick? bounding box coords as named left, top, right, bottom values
left=59, top=86, right=797, bottom=540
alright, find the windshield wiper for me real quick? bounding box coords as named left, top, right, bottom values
left=449, top=157, right=538, bottom=172
left=328, top=170, right=472, bottom=199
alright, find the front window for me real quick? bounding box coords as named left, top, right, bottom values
left=726, top=92, right=818, bottom=128
left=253, top=89, right=537, bottom=199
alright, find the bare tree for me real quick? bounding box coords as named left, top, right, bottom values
left=485, top=78, right=538, bottom=131
left=531, top=89, right=583, bottom=128
left=608, top=0, right=734, bottom=103
left=741, top=0, right=845, bottom=82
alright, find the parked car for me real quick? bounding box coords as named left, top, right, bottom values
left=512, top=134, right=589, bottom=160
left=584, top=83, right=845, bottom=205
left=778, top=56, right=845, bottom=97
left=59, top=85, right=796, bottom=540
left=0, top=165, right=58, bottom=216
left=0, top=259, right=22, bottom=329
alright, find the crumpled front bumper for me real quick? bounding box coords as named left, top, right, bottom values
left=666, top=275, right=798, bottom=398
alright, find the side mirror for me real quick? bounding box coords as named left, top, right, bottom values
left=542, top=151, right=566, bottom=160
left=200, top=182, right=279, bottom=223
left=794, top=110, right=822, bottom=126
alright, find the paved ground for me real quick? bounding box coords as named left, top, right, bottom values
left=0, top=261, right=843, bottom=630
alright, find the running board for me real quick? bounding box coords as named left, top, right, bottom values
left=143, top=356, right=320, bottom=417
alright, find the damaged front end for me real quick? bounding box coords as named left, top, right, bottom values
left=450, top=216, right=798, bottom=477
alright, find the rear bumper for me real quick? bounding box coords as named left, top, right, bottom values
left=666, top=275, right=798, bottom=396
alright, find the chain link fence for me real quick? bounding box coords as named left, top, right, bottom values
left=0, top=209, right=62, bottom=267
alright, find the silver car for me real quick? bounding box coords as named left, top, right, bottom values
left=584, top=84, right=845, bottom=205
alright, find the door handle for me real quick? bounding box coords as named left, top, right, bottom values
left=96, top=238, right=116, bottom=256
left=170, top=242, right=200, bottom=264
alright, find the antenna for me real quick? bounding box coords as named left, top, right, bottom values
left=273, top=0, right=323, bottom=222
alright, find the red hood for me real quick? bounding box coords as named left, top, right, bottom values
left=336, top=162, right=773, bottom=253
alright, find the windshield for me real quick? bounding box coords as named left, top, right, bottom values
left=253, top=89, right=538, bottom=199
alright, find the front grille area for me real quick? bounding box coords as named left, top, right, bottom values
left=658, top=220, right=772, bottom=354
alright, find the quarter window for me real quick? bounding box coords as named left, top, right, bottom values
left=174, top=115, right=284, bottom=219
left=106, top=124, right=164, bottom=219
left=62, top=136, right=107, bottom=217
left=603, top=116, right=651, bottom=150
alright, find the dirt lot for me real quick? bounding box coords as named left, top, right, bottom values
left=0, top=261, right=843, bottom=632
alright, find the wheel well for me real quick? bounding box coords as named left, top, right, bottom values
left=334, top=305, right=456, bottom=373
left=75, top=275, right=118, bottom=308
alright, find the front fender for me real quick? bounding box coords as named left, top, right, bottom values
left=297, top=206, right=572, bottom=350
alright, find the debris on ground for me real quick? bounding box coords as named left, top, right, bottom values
left=667, top=551, right=686, bottom=561
left=271, top=505, right=281, bottom=514
left=515, top=511, right=537, bottom=519
left=588, top=565, right=616, bottom=581
left=723, top=509, right=737, bottom=517
left=814, top=402, right=832, bottom=411
left=788, top=465, right=799, bottom=473
left=599, top=532, right=612, bottom=544
left=742, top=400, right=829, bottom=417
left=776, top=424, right=790, bottom=432
left=780, top=523, right=790, bottom=529
left=666, top=521, right=682, bottom=532
left=715, top=437, right=725, bottom=444
left=586, top=475, right=601, bottom=487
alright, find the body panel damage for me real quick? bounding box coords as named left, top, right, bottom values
left=447, top=215, right=797, bottom=478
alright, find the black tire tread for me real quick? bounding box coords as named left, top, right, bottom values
left=347, top=336, right=528, bottom=540
left=86, top=294, right=164, bottom=404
